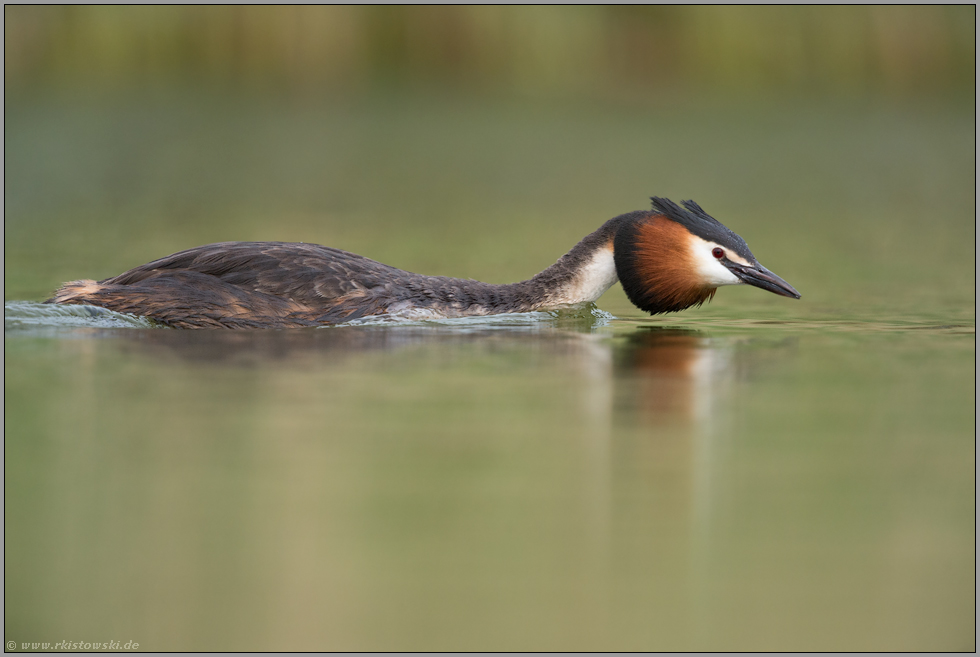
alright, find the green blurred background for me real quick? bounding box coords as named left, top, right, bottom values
left=4, top=5, right=976, bottom=314
left=4, top=6, right=976, bottom=652
left=5, top=6, right=975, bottom=100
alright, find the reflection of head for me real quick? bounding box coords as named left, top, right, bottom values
left=616, top=328, right=721, bottom=424
left=621, top=328, right=705, bottom=374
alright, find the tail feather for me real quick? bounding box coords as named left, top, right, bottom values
left=47, top=280, right=105, bottom=305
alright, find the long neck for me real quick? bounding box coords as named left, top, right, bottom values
left=503, top=213, right=637, bottom=310
left=407, top=213, right=645, bottom=316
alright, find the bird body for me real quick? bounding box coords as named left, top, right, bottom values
left=49, top=198, right=799, bottom=329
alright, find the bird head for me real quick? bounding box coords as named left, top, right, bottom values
left=614, top=197, right=800, bottom=315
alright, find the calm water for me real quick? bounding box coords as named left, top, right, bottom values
left=4, top=96, right=975, bottom=651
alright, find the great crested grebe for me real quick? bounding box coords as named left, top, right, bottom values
left=49, top=197, right=800, bottom=329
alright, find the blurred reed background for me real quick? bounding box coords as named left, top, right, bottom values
left=4, top=7, right=976, bottom=651
left=5, top=5, right=974, bottom=100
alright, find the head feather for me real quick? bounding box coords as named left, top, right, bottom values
left=649, top=196, right=755, bottom=262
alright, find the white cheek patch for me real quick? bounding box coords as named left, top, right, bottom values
left=689, top=236, right=741, bottom=287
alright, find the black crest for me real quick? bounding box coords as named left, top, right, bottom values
left=650, top=197, right=755, bottom=261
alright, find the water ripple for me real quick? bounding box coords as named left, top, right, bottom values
left=5, top=300, right=972, bottom=336
left=4, top=301, right=162, bottom=332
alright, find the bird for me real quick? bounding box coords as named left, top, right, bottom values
left=48, top=197, right=800, bottom=329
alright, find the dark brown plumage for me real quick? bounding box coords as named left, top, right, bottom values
left=48, top=198, right=800, bottom=329
left=614, top=214, right=717, bottom=315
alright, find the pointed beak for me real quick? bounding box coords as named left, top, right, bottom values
left=727, top=261, right=801, bottom=299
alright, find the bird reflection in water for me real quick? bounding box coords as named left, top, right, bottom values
left=615, top=327, right=736, bottom=426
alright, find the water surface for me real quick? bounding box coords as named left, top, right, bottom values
left=4, top=97, right=975, bottom=651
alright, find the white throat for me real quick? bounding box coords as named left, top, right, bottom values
left=556, top=245, right=619, bottom=305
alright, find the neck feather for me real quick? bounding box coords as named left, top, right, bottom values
left=511, top=214, right=634, bottom=309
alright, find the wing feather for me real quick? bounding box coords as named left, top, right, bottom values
left=102, top=242, right=399, bottom=307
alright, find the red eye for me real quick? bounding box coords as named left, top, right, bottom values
left=712, top=248, right=724, bottom=259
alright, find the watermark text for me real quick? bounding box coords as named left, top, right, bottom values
left=6, top=639, right=139, bottom=651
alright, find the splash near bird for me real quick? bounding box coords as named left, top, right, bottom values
left=49, top=197, right=800, bottom=328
